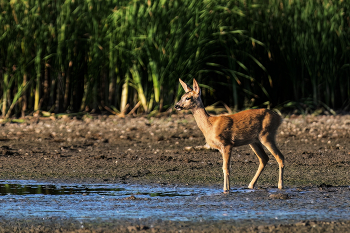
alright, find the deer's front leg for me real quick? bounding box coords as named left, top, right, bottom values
left=221, top=146, right=232, bottom=192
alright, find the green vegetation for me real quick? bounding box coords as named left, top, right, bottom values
left=0, top=0, right=349, bottom=118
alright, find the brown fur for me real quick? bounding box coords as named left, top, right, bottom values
left=175, top=79, right=285, bottom=192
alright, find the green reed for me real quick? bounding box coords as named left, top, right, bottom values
left=0, top=0, right=349, bottom=118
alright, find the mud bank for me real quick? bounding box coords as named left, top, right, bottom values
left=0, top=113, right=349, bottom=232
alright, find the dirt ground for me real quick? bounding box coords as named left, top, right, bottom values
left=0, top=111, right=349, bottom=232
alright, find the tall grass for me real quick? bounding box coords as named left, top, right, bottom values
left=251, top=0, right=350, bottom=112
left=0, top=0, right=349, bottom=118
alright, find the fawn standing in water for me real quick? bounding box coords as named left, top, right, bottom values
left=175, top=79, right=285, bottom=192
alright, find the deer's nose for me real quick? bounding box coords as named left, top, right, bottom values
left=174, top=104, right=182, bottom=110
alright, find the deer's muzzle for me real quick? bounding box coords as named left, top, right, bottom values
left=174, top=104, right=183, bottom=110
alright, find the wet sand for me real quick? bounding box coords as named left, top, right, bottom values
left=0, top=112, right=349, bottom=232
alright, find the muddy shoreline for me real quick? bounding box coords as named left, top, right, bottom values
left=2, top=218, right=350, bottom=233
left=0, top=113, right=349, bottom=232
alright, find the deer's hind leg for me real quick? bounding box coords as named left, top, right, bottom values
left=260, top=135, right=285, bottom=189
left=248, top=142, right=269, bottom=189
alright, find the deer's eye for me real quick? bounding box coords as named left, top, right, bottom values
left=185, top=97, right=191, bottom=101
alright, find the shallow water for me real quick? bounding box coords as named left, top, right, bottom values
left=1, top=180, right=350, bottom=224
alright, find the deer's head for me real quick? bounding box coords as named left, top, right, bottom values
left=175, top=79, right=203, bottom=111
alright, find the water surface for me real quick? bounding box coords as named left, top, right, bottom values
left=1, top=180, right=349, bottom=224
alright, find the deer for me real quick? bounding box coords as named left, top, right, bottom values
left=174, top=78, right=285, bottom=192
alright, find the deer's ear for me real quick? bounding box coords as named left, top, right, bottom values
left=179, top=79, right=192, bottom=93
left=193, top=79, right=201, bottom=95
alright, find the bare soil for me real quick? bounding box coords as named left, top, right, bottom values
left=0, top=112, right=349, bottom=232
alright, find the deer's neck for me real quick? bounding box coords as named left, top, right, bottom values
left=192, top=107, right=211, bottom=135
